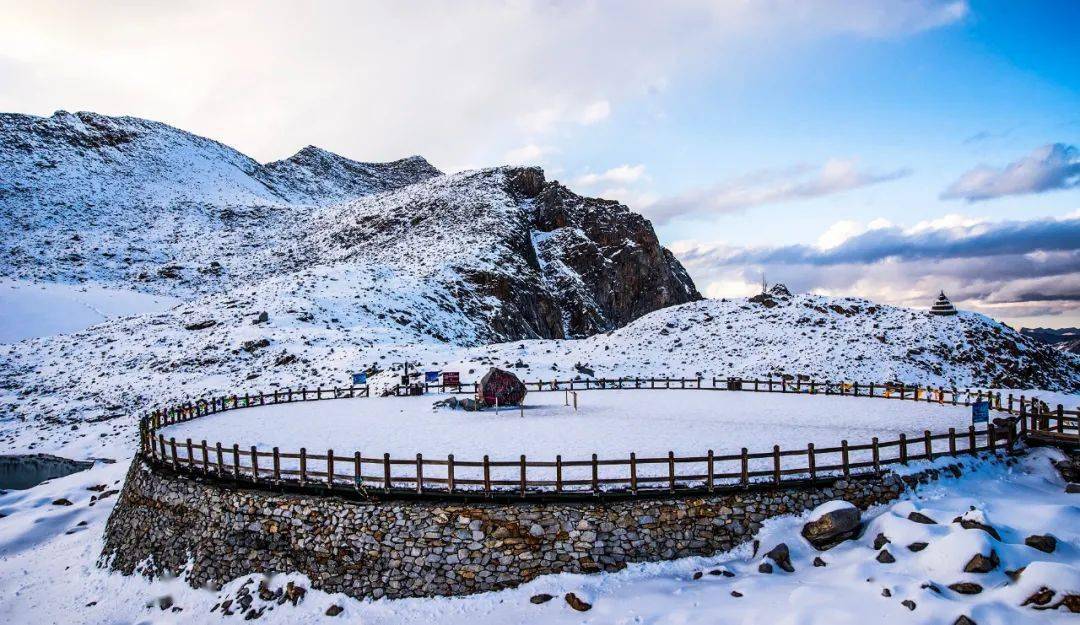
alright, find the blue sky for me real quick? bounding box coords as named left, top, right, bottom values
left=1, top=0, right=1077, bottom=326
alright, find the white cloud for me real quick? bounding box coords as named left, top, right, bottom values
left=503, top=144, right=557, bottom=165
left=941, top=143, right=1080, bottom=201
left=0, top=1, right=968, bottom=172
left=575, top=164, right=647, bottom=187
left=648, top=158, right=910, bottom=223
left=576, top=100, right=611, bottom=125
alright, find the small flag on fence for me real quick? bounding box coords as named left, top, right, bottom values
left=972, top=400, right=989, bottom=424
left=425, top=371, right=440, bottom=383
left=352, top=373, right=367, bottom=385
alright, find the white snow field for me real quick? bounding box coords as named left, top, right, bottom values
left=0, top=279, right=180, bottom=343
left=159, top=390, right=976, bottom=488
left=0, top=449, right=1076, bottom=624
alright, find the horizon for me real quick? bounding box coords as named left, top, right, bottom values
left=1, top=0, right=1077, bottom=328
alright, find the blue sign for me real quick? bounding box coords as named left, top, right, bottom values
left=972, top=401, right=989, bottom=424
left=352, top=373, right=367, bottom=385
left=425, top=371, right=440, bottom=383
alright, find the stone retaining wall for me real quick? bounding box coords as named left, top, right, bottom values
left=102, top=454, right=984, bottom=600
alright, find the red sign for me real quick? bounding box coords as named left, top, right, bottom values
left=442, top=371, right=460, bottom=386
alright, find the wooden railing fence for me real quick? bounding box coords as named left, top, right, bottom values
left=137, top=376, right=1077, bottom=500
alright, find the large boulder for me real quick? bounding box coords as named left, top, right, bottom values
left=478, top=367, right=528, bottom=407
left=801, top=501, right=861, bottom=550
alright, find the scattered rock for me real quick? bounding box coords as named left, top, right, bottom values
left=801, top=501, right=862, bottom=550
left=813, top=557, right=826, bottom=567
left=242, top=339, right=270, bottom=353
left=949, top=583, right=983, bottom=595
left=1006, top=567, right=1026, bottom=580
left=907, top=511, right=936, bottom=524
left=1025, top=534, right=1057, bottom=554
left=253, top=311, right=269, bottom=325
left=51, top=498, right=72, bottom=506
left=764, top=543, right=794, bottom=572
left=564, top=592, right=591, bottom=612
left=873, top=533, right=890, bottom=550
left=158, top=596, right=174, bottom=610
left=963, top=550, right=999, bottom=573
left=921, top=582, right=941, bottom=594
left=325, top=605, right=343, bottom=616
left=692, top=571, right=703, bottom=580
left=282, top=582, right=306, bottom=606
left=907, top=542, right=928, bottom=552
left=1023, top=587, right=1055, bottom=606
left=1067, top=483, right=1080, bottom=494
left=758, top=562, right=773, bottom=574
left=954, top=616, right=977, bottom=625
left=530, top=594, right=553, bottom=604
left=184, top=320, right=216, bottom=331
left=881, top=588, right=892, bottom=597
left=876, top=549, right=895, bottom=564
left=730, top=590, right=743, bottom=598
left=953, top=512, right=1002, bottom=541
left=1062, top=595, right=1079, bottom=612
left=901, top=599, right=916, bottom=611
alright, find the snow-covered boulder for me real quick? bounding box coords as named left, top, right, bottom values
left=801, top=500, right=861, bottom=550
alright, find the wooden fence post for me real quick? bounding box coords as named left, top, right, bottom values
left=630, top=453, right=638, bottom=494
left=483, top=455, right=491, bottom=495
left=556, top=455, right=563, bottom=493
left=807, top=443, right=816, bottom=480
left=706, top=450, right=714, bottom=492
left=273, top=447, right=281, bottom=481
left=594, top=454, right=601, bottom=494
left=740, top=448, right=749, bottom=488
left=251, top=446, right=259, bottom=479
left=519, top=455, right=527, bottom=497
left=384, top=453, right=392, bottom=492
left=327, top=450, right=334, bottom=487
left=923, top=430, right=932, bottom=459
left=871, top=437, right=880, bottom=474
left=232, top=444, right=240, bottom=479
left=841, top=440, right=849, bottom=476
left=899, top=434, right=907, bottom=464
left=447, top=454, right=455, bottom=493
left=415, top=453, right=423, bottom=494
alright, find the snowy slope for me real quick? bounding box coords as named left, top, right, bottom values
left=0, top=110, right=441, bottom=293
left=1, top=447, right=1077, bottom=624
left=1, top=282, right=1075, bottom=459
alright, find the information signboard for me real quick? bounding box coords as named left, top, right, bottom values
left=352, top=372, right=367, bottom=385
left=972, top=401, right=989, bottom=424
left=425, top=371, right=440, bottom=383
left=442, top=371, right=460, bottom=386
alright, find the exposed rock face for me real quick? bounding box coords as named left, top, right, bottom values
left=522, top=173, right=700, bottom=336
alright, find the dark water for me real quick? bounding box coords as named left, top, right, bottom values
left=0, top=454, right=93, bottom=490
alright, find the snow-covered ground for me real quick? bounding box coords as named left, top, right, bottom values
left=0, top=279, right=181, bottom=342
left=160, top=390, right=978, bottom=487
left=0, top=448, right=1076, bottom=624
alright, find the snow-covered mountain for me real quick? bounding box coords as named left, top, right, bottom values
left=0, top=111, right=699, bottom=340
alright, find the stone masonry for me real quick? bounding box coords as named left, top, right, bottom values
left=102, top=454, right=989, bottom=600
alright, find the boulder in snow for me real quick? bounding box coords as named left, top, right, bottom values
left=801, top=500, right=861, bottom=550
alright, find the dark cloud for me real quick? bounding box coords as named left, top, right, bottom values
left=941, top=143, right=1080, bottom=201
left=678, top=216, right=1080, bottom=324
left=718, top=217, right=1080, bottom=266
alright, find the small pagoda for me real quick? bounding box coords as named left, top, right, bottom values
left=929, top=291, right=958, bottom=316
